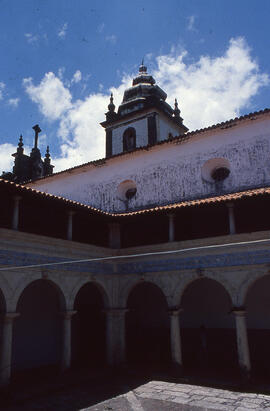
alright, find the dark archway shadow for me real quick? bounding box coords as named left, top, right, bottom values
left=126, top=282, right=170, bottom=371
left=180, top=278, right=238, bottom=380
left=72, top=283, right=106, bottom=369
left=12, top=279, right=65, bottom=381
left=246, top=275, right=270, bottom=380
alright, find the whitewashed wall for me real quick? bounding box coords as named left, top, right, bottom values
left=157, top=114, right=182, bottom=142
left=30, top=116, right=270, bottom=212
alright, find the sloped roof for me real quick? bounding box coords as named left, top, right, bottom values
left=2, top=178, right=270, bottom=218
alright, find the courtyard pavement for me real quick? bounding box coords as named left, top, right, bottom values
left=90, top=380, right=270, bottom=410
left=3, top=375, right=270, bottom=410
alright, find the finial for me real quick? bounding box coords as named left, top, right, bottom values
left=17, top=134, right=24, bottom=154
left=139, top=57, right=147, bottom=74
left=32, top=124, right=41, bottom=149
left=18, top=134, right=23, bottom=148
left=44, top=145, right=51, bottom=165
left=174, top=98, right=180, bottom=117
left=108, top=92, right=115, bottom=112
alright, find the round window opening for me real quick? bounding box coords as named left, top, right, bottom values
left=201, top=158, right=231, bottom=183
left=211, top=166, right=230, bottom=181
left=117, top=180, right=137, bottom=201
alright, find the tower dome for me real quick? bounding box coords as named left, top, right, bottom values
left=101, top=63, right=188, bottom=158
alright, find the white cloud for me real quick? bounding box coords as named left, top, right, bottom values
left=154, top=37, right=269, bottom=130
left=71, top=70, right=82, bottom=84
left=0, top=82, right=5, bottom=100
left=25, top=33, right=39, bottom=44
left=58, top=23, right=68, bottom=39
left=8, top=98, right=20, bottom=107
left=23, top=72, right=72, bottom=121
left=187, top=15, right=196, bottom=31
left=58, top=67, right=66, bottom=80
left=105, top=34, right=117, bottom=44
left=0, top=143, right=17, bottom=174
left=23, top=37, right=269, bottom=172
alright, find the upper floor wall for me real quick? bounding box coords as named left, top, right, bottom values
left=29, top=114, right=270, bottom=212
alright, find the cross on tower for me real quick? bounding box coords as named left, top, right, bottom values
left=32, top=124, right=41, bottom=149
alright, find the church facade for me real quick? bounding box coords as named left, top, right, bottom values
left=0, top=64, right=270, bottom=386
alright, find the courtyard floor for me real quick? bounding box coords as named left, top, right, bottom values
left=2, top=369, right=270, bottom=410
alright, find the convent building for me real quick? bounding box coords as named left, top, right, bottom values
left=0, top=63, right=270, bottom=386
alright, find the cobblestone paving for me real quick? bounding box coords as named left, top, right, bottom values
left=90, top=381, right=270, bottom=410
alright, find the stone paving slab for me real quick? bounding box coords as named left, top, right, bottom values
left=4, top=377, right=270, bottom=410
left=91, top=380, right=270, bottom=411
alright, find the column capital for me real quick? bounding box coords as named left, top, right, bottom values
left=3, top=312, right=20, bottom=323
left=60, top=310, right=77, bottom=319
left=232, top=307, right=246, bottom=316
left=168, top=307, right=183, bottom=316
left=226, top=201, right=234, bottom=209
left=105, top=308, right=128, bottom=317
left=67, top=210, right=76, bottom=216
left=167, top=212, right=175, bottom=218
left=12, top=195, right=22, bottom=202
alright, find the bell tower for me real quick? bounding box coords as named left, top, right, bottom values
left=101, top=63, right=188, bottom=157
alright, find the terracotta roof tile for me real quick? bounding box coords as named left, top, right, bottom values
left=1, top=178, right=270, bottom=218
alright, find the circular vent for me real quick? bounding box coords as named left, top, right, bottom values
left=211, top=166, right=230, bottom=181
left=202, top=158, right=231, bottom=183
left=117, top=180, right=137, bottom=201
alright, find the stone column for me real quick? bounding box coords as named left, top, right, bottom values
left=232, top=308, right=251, bottom=379
left=167, top=213, right=175, bottom=242
left=105, top=308, right=127, bottom=366
left=67, top=211, right=75, bottom=241
left=168, top=308, right=183, bottom=371
left=0, top=312, right=20, bottom=386
left=109, top=223, right=121, bottom=249
left=12, top=196, right=22, bottom=231
left=60, top=310, right=76, bottom=371
left=226, top=202, right=236, bottom=235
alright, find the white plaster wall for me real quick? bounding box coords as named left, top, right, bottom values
left=112, top=118, right=148, bottom=155
left=157, top=114, right=182, bottom=142
left=31, top=116, right=270, bottom=213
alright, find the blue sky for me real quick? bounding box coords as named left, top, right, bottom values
left=0, top=0, right=270, bottom=172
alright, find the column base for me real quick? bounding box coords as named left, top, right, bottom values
left=170, top=363, right=184, bottom=378
left=239, top=365, right=251, bottom=383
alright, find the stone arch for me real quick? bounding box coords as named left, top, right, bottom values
left=239, top=269, right=269, bottom=307
left=12, top=279, right=65, bottom=377
left=12, top=275, right=67, bottom=313
left=119, top=277, right=169, bottom=308
left=179, top=277, right=237, bottom=377
left=0, top=287, right=6, bottom=313
left=72, top=282, right=107, bottom=368
left=245, top=274, right=270, bottom=378
left=0, top=274, right=13, bottom=312
left=172, top=273, right=234, bottom=309
left=71, top=278, right=110, bottom=310
left=126, top=281, right=170, bottom=367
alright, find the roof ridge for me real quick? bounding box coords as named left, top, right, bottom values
left=26, top=107, right=270, bottom=184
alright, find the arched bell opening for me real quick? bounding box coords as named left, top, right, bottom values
left=126, top=282, right=170, bottom=370
left=72, top=283, right=107, bottom=369
left=12, top=279, right=65, bottom=380
left=180, top=278, right=237, bottom=378
left=246, top=275, right=270, bottom=380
